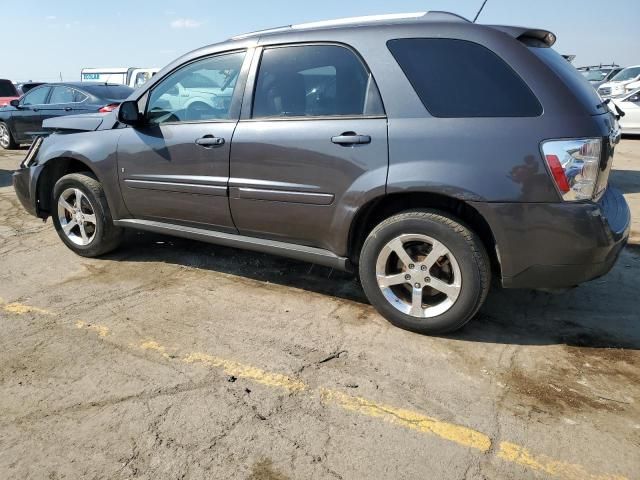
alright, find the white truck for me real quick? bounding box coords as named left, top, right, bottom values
left=80, top=67, right=159, bottom=89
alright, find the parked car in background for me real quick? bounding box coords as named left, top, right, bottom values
left=0, top=79, right=20, bottom=107
left=613, top=89, right=640, bottom=134
left=0, top=82, right=133, bottom=149
left=598, top=65, right=640, bottom=98
left=81, top=67, right=159, bottom=88
left=15, top=82, right=47, bottom=96
left=579, top=65, right=623, bottom=88
left=11, top=11, right=628, bottom=335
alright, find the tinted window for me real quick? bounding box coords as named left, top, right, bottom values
left=252, top=45, right=384, bottom=118
left=529, top=46, right=603, bottom=115
left=50, top=86, right=76, bottom=104
left=146, top=51, right=245, bottom=124
left=387, top=38, right=542, bottom=117
left=22, top=86, right=51, bottom=106
left=0, top=80, right=18, bottom=97
left=82, top=84, right=133, bottom=101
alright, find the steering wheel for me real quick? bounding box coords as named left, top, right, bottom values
left=185, top=101, right=216, bottom=121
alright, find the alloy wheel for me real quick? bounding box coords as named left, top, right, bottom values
left=375, top=234, right=462, bottom=318
left=0, top=124, right=10, bottom=149
left=57, top=188, right=98, bottom=246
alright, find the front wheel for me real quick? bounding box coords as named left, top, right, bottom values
left=51, top=172, right=123, bottom=257
left=0, top=122, right=18, bottom=150
left=359, top=210, right=490, bottom=335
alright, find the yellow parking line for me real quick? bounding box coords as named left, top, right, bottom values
left=497, top=442, right=629, bottom=480
left=0, top=297, right=53, bottom=316
left=320, top=388, right=491, bottom=452
left=75, top=320, right=109, bottom=337
left=183, top=351, right=306, bottom=392
left=0, top=303, right=631, bottom=480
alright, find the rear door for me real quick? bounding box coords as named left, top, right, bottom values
left=41, top=85, right=89, bottom=120
left=229, top=44, right=388, bottom=253
left=117, top=50, right=248, bottom=229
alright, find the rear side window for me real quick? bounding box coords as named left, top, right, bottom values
left=82, top=84, right=134, bottom=100
left=252, top=44, right=384, bottom=118
left=387, top=38, right=542, bottom=118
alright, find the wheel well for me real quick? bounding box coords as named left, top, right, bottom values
left=348, top=192, right=501, bottom=276
left=36, top=158, right=97, bottom=217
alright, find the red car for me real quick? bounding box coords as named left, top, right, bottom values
left=0, top=79, right=20, bottom=107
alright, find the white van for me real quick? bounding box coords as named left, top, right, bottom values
left=80, top=67, right=159, bottom=89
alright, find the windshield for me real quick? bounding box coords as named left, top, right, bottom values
left=0, top=81, right=18, bottom=97
left=81, top=84, right=134, bottom=100
left=582, top=70, right=609, bottom=81
left=611, top=67, right=640, bottom=82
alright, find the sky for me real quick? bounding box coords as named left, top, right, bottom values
left=3, top=0, right=639, bottom=82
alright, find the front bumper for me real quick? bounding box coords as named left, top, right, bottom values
left=472, top=187, right=630, bottom=289
left=13, top=164, right=44, bottom=217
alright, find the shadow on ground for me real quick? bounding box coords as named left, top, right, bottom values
left=0, top=169, right=15, bottom=188
left=106, top=229, right=640, bottom=351
left=609, top=169, right=640, bottom=194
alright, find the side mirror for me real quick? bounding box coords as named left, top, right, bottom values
left=117, top=100, right=142, bottom=126
left=9, top=99, right=20, bottom=108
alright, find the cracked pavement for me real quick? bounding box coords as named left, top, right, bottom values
left=1, top=140, right=639, bottom=479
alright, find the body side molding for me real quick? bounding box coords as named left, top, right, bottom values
left=114, top=219, right=351, bottom=271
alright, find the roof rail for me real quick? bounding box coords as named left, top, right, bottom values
left=423, top=11, right=471, bottom=22
left=231, top=11, right=470, bottom=40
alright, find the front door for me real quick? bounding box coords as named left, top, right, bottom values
left=620, top=93, right=640, bottom=131
left=229, top=44, right=388, bottom=254
left=117, top=51, right=247, bottom=230
left=12, top=85, right=51, bottom=141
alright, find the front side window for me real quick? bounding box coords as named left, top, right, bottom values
left=146, top=51, right=246, bottom=124
left=252, top=44, right=384, bottom=118
left=387, top=38, right=542, bottom=117
left=21, top=86, right=51, bottom=106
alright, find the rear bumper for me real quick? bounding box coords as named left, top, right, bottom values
left=472, top=187, right=630, bottom=289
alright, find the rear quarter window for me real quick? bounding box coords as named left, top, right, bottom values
left=387, top=38, right=542, bottom=118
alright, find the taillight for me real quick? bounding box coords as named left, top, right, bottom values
left=542, top=138, right=602, bottom=201
left=99, top=103, right=119, bottom=113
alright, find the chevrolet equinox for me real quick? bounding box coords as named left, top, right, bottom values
left=13, top=11, right=630, bottom=334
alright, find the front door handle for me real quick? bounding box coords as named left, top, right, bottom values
left=64, top=107, right=72, bottom=112
left=195, top=135, right=225, bottom=148
left=331, top=132, right=371, bottom=145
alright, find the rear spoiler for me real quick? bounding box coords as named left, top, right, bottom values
left=489, top=25, right=557, bottom=47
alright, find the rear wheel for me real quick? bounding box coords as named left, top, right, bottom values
left=359, top=210, right=490, bottom=335
left=0, top=122, right=18, bottom=150
left=51, top=173, right=123, bottom=257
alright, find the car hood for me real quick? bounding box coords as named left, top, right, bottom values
left=43, top=113, right=108, bottom=133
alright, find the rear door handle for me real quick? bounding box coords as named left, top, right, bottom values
left=195, top=135, right=225, bottom=148
left=64, top=107, right=72, bottom=111
left=331, top=133, right=371, bottom=145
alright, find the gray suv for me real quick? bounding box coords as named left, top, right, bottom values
left=13, top=12, right=630, bottom=334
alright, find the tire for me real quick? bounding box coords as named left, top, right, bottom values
left=359, top=210, right=490, bottom=335
left=51, top=172, right=123, bottom=257
left=0, top=121, right=18, bottom=150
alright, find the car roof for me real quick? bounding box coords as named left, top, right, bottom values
left=227, top=11, right=555, bottom=46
